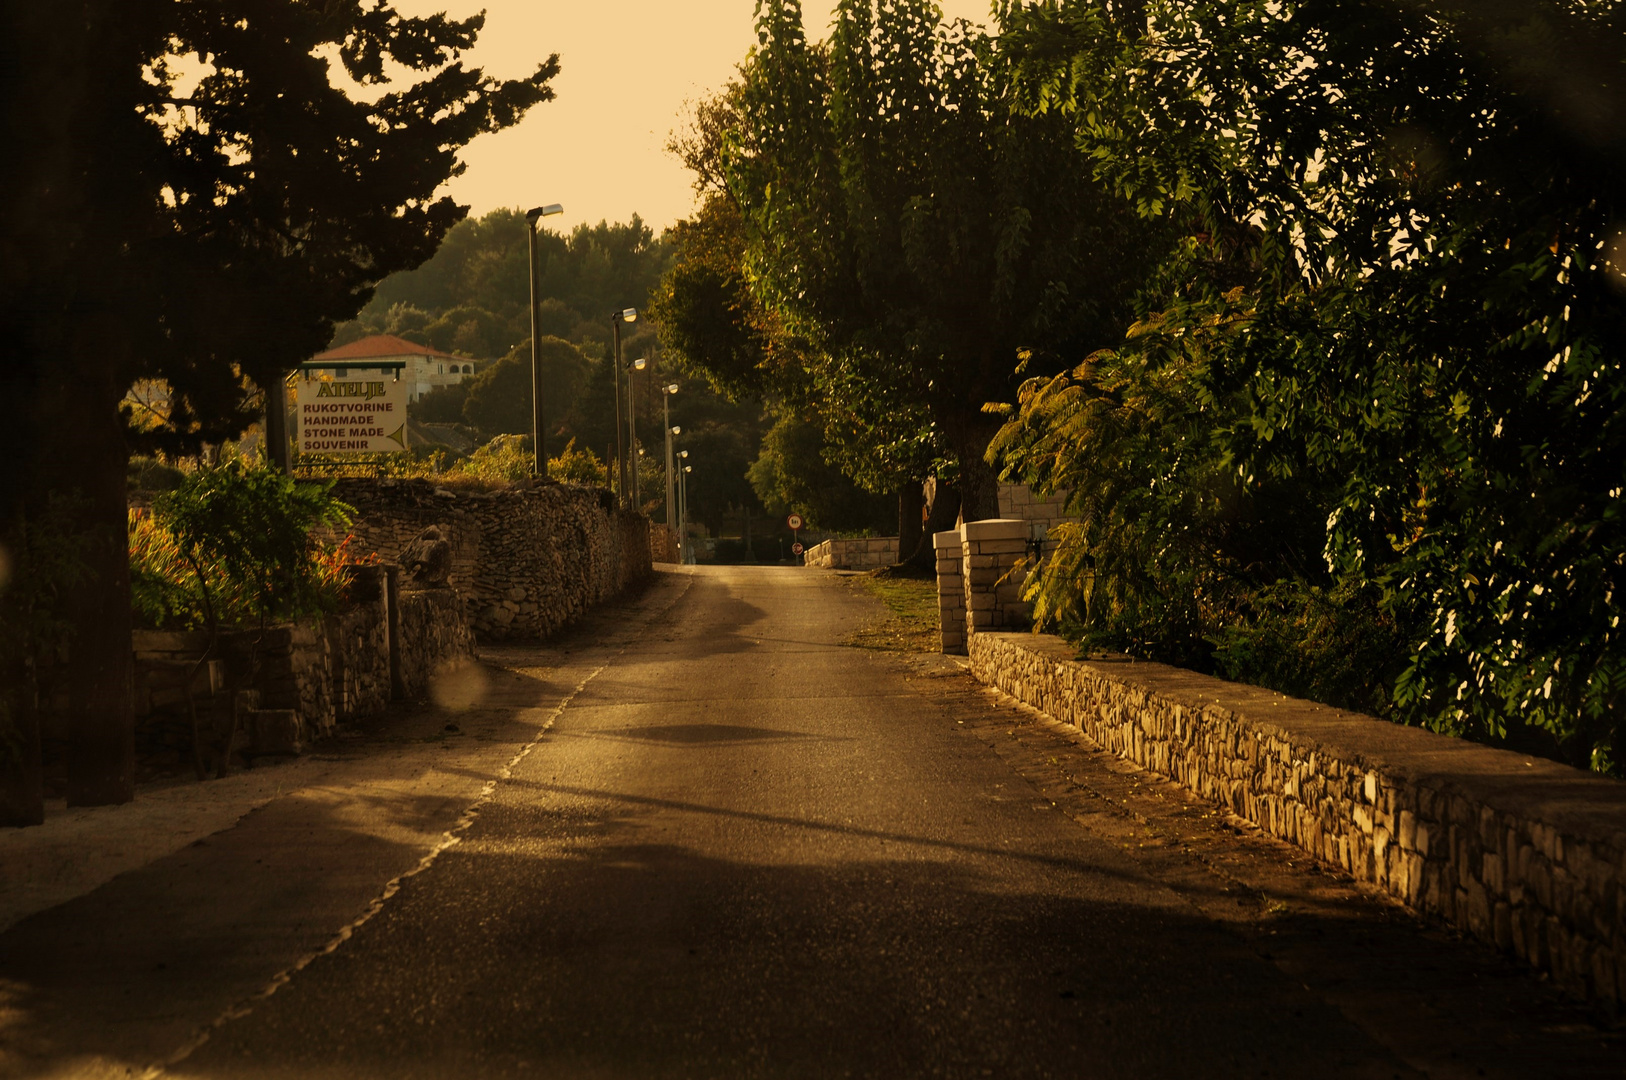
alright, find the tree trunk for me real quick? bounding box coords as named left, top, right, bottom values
left=900, top=478, right=960, bottom=571
left=0, top=657, right=44, bottom=826
left=948, top=419, right=1003, bottom=524
left=41, top=359, right=134, bottom=808
left=63, top=488, right=134, bottom=807
left=897, top=484, right=923, bottom=567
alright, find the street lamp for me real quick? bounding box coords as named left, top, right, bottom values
left=677, top=449, right=691, bottom=563
left=609, top=307, right=637, bottom=505
left=627, top=356, right=648, bottom=510
left=680, top=462, right=694, bottom=564
left=662, top=383, right=679, bottom=531
left=525, top=203, right=565, bottom=476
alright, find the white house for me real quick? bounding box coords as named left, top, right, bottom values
left=310, top=334, right=477, bottom=402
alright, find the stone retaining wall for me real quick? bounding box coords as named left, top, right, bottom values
left=395, top=588, right=475, bottom=701
left=333, top=478, right=653, bottom=641
left=803, top=536, right=898, bottom=570
left=650, top=524, right=681, bottom=564
left=131, top=568, right=475, bottom=754
left=967, top=631, right=1626, bottom=1007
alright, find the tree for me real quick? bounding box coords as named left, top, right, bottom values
left=748, top=413, right=894, bottom=533
left=341, top=209, right=675, bottom=363
left=0, top=1, right=556, bottom=821
left=461, top=337, right=590, bottom=440
left=994, top=0, right=1626, bottom=770
left=723, top=0, right=1159, bottom=521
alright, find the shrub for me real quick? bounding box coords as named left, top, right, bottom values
left=131, top=463, right=358, bottom=631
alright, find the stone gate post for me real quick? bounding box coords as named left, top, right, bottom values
left=934, top=529, right=966, bottom=654
left=937, top=519, right=1033, bottom=655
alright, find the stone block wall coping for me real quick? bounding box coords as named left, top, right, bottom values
left=995, top=633, right=1626, bottom=844
left=961, top=519, right=1029, bottom=542
left=933, top=529, right=962, bottom=550
left=970, top=632, right=1626, bottom=1003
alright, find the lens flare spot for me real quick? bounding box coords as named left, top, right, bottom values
left=429, top=661, right=489, bottom=713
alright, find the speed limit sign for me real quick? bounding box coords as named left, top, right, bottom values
left=787, top=513, right=804, bottom=530
left=792, top=542, right=804, bottom=555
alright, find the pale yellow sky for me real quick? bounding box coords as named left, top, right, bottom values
left=393, top=1, right=994, bottom=233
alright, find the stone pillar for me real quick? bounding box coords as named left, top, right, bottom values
left=960, top=519, right=1031, bottom=638
left=934, top=529, right=966, bottom=654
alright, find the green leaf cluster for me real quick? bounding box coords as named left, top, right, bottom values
left=131, top=464, right=354, bottom=631
left=994, top=0, right=1626, bottom=770
left=656, top=0, right=1162, bottom=517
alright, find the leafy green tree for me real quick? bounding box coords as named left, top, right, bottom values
left=547, top=439, right=608, bottom=487
left=461, top=337, right=590, bottom=440
left=345, top=210, right=674, bottom=363
left=133, top=464, right=354, bottom=632
left=696, top=0, right=1160, bottom=522
left=423, top=305, right=508, bottom=358
left=995, top=0, right=1626, bottom=770
left=749, top=413, right=894, bottom=533
left=0, top=0, right=555, bottom=817
left=409, top=382, right=470, bottom=425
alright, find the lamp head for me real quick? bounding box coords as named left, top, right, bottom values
left=632, top=357, right=647, bottom=371
left=525, top=204, right=563, bottom=225
left=665, top=383, right=679, bottom=394
left=619, top=308, right=637, bottom=323
left=678, top=449, right=689, bottom=458
left=670, top=426, right=681, bottom=436
left=684, top=466, right=692, bottom=473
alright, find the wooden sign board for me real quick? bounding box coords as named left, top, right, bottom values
left=297, top=374, right=409, bottom=455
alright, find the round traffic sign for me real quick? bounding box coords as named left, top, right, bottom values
left=786, top=513, right=804, bottom=530
left=792, top=542, right=804, bottom=555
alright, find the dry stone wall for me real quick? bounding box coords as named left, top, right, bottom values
left=650, top=524, right=681, bottom=564
left=967, top=631, right=1626, bottom=1008
left=334, top=478, right=653, bottom=642
left=131, top=568, right=474, bottom=757
left=395, top=588, right=474, bottom=700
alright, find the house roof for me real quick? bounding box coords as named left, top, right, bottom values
left=313, top=334, right=465, bottom=363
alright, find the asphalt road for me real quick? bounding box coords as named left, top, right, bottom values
left=2, top=566, right=1616, bottom=1078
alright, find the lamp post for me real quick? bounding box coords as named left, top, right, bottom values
left=680, top=462, right=694, bottom=564
left=609, top=307, right=637, bottom=506
left=676, top=449, right=691, bottom=562
left=626, top=356, right=647, bottom=510
left=525, top=203, right=565, bottom=476
left=662, top=383, right=679, bottom=529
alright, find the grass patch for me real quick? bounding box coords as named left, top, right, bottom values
left=845, top=571, right=939, bottom=653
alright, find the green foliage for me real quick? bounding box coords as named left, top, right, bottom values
left=127, top=455, right=185, bottom=493
left=440, top=435, right=535, bottom=486
left=422, top=305, right=508, bottom=359
left=548, top=439, right=608, bottom=487
left=748, top=412, right=894, bottom=533
left=670, top=0, right=1164, bottom=515
left=1210, top=581, right=1411, bottom=721
left=993, top=0, right=1626, bottom=770
left=339, top=211, right=674, bottom=367
left=1, top=2, right=559, bottom=466
left=133, top=464, right=355, bottom=630
left=460, top=336, right=589, bottom=439
left=649, top=197, right=793, bottom=403
left=409, top=382, right=469, bottom=424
